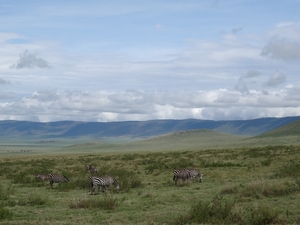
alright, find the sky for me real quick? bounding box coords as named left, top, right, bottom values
left=1, top=0, right=300, bottom=122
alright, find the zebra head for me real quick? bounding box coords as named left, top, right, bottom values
left=86, top=165, right=92, bottom=171
left=114, top=179, right=120, bottom=190
left=35, top=174, right=41, bottom=179
left=199, top=173, right=203, bottom=183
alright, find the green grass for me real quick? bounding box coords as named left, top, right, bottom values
left=0, top=144, right=299, bottom=224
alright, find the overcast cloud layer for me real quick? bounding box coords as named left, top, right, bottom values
left=0, top=0, right=300, bottom=122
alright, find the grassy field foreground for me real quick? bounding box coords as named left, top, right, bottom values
left=0, top=145, right=300, bottom=224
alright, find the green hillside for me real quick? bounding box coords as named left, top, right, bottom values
left=61, top=126, right=300, bottom=154
left=126, top=129, right=246, bottom=151
left=256, top=119, right=300, bottom=138
left=2, top=120, right=300, bottom=155
left=58, top=129, right=247, bottom=154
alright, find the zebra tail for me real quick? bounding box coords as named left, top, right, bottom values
left=173, top=175, right=176, bottom=181
left=63, top=175, right=70, bottom=182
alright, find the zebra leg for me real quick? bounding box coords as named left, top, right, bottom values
left=174, top=176, right=178, bottom=185
left=102, top=185, right=109, bottom=192
left=91, top=184, right=97, bottom=195
left=50, top=180, right=54, bottom=189
left=90, top=182, right=92, bottom=193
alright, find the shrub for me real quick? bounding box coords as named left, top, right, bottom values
left=11, top=172, right=32, bottom=185
left=0, top=183, right=14, bottom=200
left=261, top=158, right=272, bottom=166
left=69, top=195, right=123, bottom=210
left=174, top=196, right=235, bottom=224
left=173, top=196, right=283, bottom=225
left=274, top=161, right=300, bottom=178
left=240, top=180, right=299, bottom=198
left=27, top=194, right=48, bottom=206
left=220, top=185, right=239, bottom=195
left=245, top=204, right=281, bottom=225
left=0, top=205, right=13, bottom=221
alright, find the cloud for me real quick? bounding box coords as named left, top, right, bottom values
left=235, top=70, right=261, bottom=93
left=0, top=78, right=10, bottom=85
left=11, top=50, right=51, bottom=69
left=232, top=27, right=243, bottom=35
left=267, top=71, right=286, bottom=87
left=261, top=37, right=300, bottom=61
left=1, top=86, right=300, bottom=122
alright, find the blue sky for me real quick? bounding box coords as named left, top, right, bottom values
left=1, top=0, right=300, bottom=122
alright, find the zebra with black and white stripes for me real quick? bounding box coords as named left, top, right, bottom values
left=48, top=174, right=69, bottom=189
left=35, top=173, right=50, bottom=184
left=186, top=168, right=203, bottom=183
left=89, top=176, right=120, bottom=194
left=173, top=168, right=192, bottom=185
left=86, top=164, right=98, bottom=175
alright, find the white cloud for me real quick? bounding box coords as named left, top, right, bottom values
left=11, top=50, right=51, bottom=69
left=1, top=86, right=300, bottom=122
left=261, top=37, right=300, bottom=61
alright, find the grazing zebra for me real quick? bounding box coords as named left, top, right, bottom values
left=48, top=174, right=69, bottom=189
left=186, top=168, right=203, bottom=183
left=86, top=164, right=98, bottom=174
left=35, top=173, right=50, bottom=184
left=173, top=168, right=192, bottom=185
left=89, top=176, right=120, bottom=194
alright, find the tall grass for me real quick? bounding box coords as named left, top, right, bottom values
left=220, top=179, right=300, bottom=198
left=0, top=204, right=13, bottom=221
left=69, top=195, right=123, bottom=210
left=173, top=196, right=283, bottom=225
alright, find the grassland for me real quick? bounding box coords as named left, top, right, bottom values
left=0, top=127, right=300, bottom=224
left=0, top=142, right=300, bottom=224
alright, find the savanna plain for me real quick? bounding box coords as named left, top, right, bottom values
left=0, top=133, right=300, bottom=225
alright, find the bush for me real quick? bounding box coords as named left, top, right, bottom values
left=261, top=158, right=272, bottom=166
left=240, top=180, right=299, bottom=198
left=27, top=194, right=48, bottom=206
left=11, top=172, right=32, bottom=185
left=174, top=196, right=235, bottom=224
left=275, top=161, right=300, bottom=178
left=245, top=204, right=281, bottom=225
left=69, top=195, right=123, bottom=210
left=0, top=205, right=13, bottom=220
left=173, top=196, right=283, bottom=225
left=0, top=183, right=14, bottom=201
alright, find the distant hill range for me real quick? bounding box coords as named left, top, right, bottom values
left=0, top=116, right=300, bottom=139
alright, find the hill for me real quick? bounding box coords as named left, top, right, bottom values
left=64, top=119, right=300, bottom=153
left=0, top=116, right=300, bottom=140
left=255, top=119, right=300, bottom=138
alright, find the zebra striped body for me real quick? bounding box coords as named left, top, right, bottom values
left=35, top=173, right=50, bottom=184
left=89, top=176, right=119, bottom=194
left=48, top=174, right=69, bottom=189
left=187, top=168, right=203, bottom=182
left=173, top=169, right=191, bottom=185
left=86, top=164, right=98, bottom=175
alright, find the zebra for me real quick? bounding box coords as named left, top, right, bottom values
left=173, top=168, right=192, bottom=185
left=35, top=173, right=50, bottom=184
left=89, top=176, right=120, bottom=194
left=86, top=164, right=98, bottom=175
left=186, top=168, right=203, bottom=183
left=48, top=174, right=69, bottom=189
